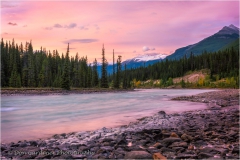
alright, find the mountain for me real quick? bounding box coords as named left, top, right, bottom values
left=166, top=24, right=239, bottom=60
left=97, top=53, right=167, bottom=76
left=220, top=38, right=239, bottom=51
left=124, top=53, right=167, bottom=63
left=122, top=53, right=167, bottom=68
left=97, top=24, right=239, bottom=76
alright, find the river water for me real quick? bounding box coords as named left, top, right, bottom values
left=1, top=89, right=215, bottom=143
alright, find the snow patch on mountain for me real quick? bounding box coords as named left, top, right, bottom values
left=126, top=53, right=167, bottom=62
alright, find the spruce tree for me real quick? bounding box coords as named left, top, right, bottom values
left=101, top=44, right=108, bottom=88
left=115, top=55, right=122, bottom=88
left=92, top=58, right=99, bottom=87
left=61, top=43, right=70, bottom=90
left=87, top=64, right=92, bottom=88
left=112, top=49, right=116, bottom=87
left=122, top=63, right=127, bottom=89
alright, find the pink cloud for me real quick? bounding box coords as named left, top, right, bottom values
left=8, top=22, right=17, bottom=26
left=1, top=1, right=239, bottom=62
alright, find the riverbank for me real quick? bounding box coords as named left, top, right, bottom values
left=1, top=88, right=135, bottom=96
left=1, top=89, right=239, bottom=159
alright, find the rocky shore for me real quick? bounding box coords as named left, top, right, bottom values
left=1, top=88, right=135, bottom=96
left=1, top=89, right=239, bottom=159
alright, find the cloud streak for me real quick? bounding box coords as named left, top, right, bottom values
left=79, top=26, right=89, bottom=30
left=52, top=23, right=77, bottom=29
left=1, top=2, right=18, bottom=8
left=43, top=27, right=52, bottom=30
left=63, top=39, right=98, bottom=44
left=8, top=22, right=17, bottom=26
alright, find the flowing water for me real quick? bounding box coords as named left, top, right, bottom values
left=1, top=89, right=215, bottom=143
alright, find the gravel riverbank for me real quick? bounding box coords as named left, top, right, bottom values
left=1, top=89, right=239, bottom=159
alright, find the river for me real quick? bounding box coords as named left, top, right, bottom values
left=1, top=89, right=216, bottom=143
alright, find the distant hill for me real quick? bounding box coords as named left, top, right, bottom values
left=166, top=24, right=239, bottom=60
left=220, top=38, right=239, bottom=51
left=97, top=53, right=167, bottom=76
left=97, top=24, right=239, bottom=76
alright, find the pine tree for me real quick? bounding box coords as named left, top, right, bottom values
left=115, top=55, right=122, bottom=88
left=122, top=63, right=127, bottom=89
left=101, top=44, right=108, bottom=88
left=27, top=41, right=36, bottom=87
left=61, top=43, right=70, bottom=90
left=92, top=58, right=99, bottom=87
left=1, top=38, right=6, bottom=87
left=112, top=49, right=116, bottom=88
left=9, top=63, right=21, bottom=87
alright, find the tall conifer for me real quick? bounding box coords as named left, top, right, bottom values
left=61, top=43, right=70, bottom=90
left=101, top=44, right=108, bottom=88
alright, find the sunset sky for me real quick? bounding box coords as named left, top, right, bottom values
left=1, top=1, right=239, bottom=63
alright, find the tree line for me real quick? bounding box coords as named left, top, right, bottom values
left=117, top=47, right=239, bottom=88
left=1, top=39, right=129, bottom=89
left=1, top=38, right=238, bottom=89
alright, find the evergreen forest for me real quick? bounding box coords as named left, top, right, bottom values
left=1, top=38, right=239, bottom=89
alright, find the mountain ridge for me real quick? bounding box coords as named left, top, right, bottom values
left=166, top=24, right=239, bottom=60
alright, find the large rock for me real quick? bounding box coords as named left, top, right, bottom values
left=176, top=153, right=198, bottom=159
left=199, top=147, right=222, bottom=154
left=124, top=151, right=152, bottom=159
left=160, top=147, right=175, bottom=154
left=181, top=133, right=193, bottom=142
left=153, top=153, right=167, bottom=160
left=198, top=152, right=213, bottom=159
left=161, top=138, right=182, bottom=146
left=169, top=141, right=188, bottom=148
left=170, top=132, right=179, bottom=138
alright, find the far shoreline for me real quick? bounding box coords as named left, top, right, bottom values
left=0, top=87, right=228, bottom=96
left=0, top=88, right=136, bottom=96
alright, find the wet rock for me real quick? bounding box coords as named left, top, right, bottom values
left=161, top=138, right=182, bottom=147
left=199, top=147, right=221, bottom=155
left=102, top=138, right=114, bottom=143
left=115, top=138, right=127, bottom=146
left=90, top=146, right=99, bottom=152
left=198, top=152, right=213, bottom=159
left=100, top=146, right=113, bottom=152
left=124, top=151, right=152, bottom=159
left=152, top=133, right=163, bottom=141
left=116, top=153, right=124, bottom=159
left=1, top=146, right=7, bottom=151
left=160, top=147, right=175, bottom=154
left=170, top=132, right=179, bottom=138
left=153, top=152, right=167, bottom=160
left=10, top=143, right=19, bottom=147
left=79, top=146, right=90, bottom=152
left=152, top=142, right=163, bottom=149
left=176, top=153, right=198, bottom=159
left=232, top=146, right=239, bottom=154
left=172, top=147, right=185, bottom=153
left=162, top=133, right=171, bottom=138
left=169, top=141, right=187, bottom=148
left=188, top=145, right=194, bottom=150
left=71, top=155, right=87, bottom=159
left=29, top=140, right=38, bottom=146
left=70, top=143, right=81, bottom=150
left=228, top=130, right=238, bottom=137
left=181, top=133, right=193, bottom=142
left=108, top=152, right=116, bottom=159
left=18, top=142, right=28, bottom=147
